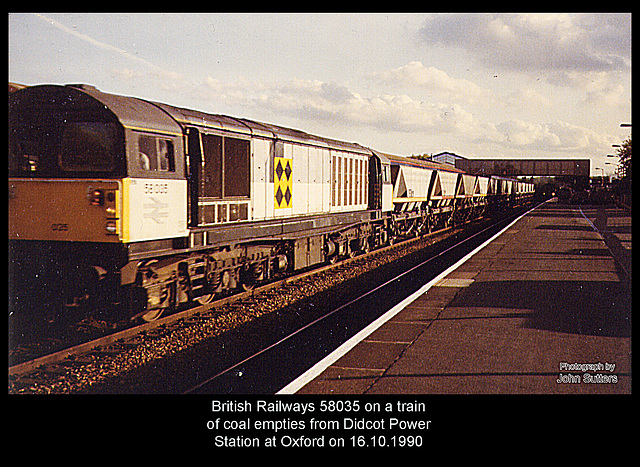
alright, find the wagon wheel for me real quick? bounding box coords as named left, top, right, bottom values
left=195, top=292, right=216, bottom=305
left=141, top=308, right=164, bottom=322
left=362, top=237, right=371, bottom=254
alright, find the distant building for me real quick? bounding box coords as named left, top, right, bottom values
left=430, top=152, right=467, bottom=166
left=456, top=159, right=590, bottom=177
left=427, top=151, right=589, bottom=177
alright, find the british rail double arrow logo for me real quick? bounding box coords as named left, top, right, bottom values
left=143, top=197, right=169, bottom=223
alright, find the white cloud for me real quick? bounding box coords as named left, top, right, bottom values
left=480, top=119, right=613, bottom=153
left=581, top=84, right=625, bottom=108
left=545, top=70, right=628, bottom=109
left=194, top=75, right=477, bottom=136
left=111, top=68, right=145, bottom=81
left=347, top=96, right=475, bottom=134
left=420, top=13, right=630, bottom=73
left=202, top=76, right=265, bottom=105
left=504, top=88, right=551, bottom=109
left=546, top=70, right=610, bottom=90
left=370, top=61, right=485, bottom=102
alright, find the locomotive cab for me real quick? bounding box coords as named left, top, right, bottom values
left=9, top=84, right=188, bottom=243
left=9, top=84, right=188, bottom=317
left=9, top=85, right=127, bottom=243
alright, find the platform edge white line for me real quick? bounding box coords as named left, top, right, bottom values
left=276, top=203, right=541, bottom=395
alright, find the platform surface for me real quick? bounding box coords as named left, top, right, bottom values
left=295, top=201, right=631, bottom=394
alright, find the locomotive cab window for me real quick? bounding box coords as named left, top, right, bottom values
left=10, top=119, right=124, bottom=177
left=138, top=135, right=175, bottom=172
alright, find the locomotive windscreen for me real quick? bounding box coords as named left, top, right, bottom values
left=9, top=85, right=125, bottom=178
left=58, top=121, right=119, bottom=172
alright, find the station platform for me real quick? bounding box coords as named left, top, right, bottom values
left=285, top=200, right=631, bottom=394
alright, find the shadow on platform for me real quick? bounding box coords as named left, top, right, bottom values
left=450, top=279, right=631, bottom=338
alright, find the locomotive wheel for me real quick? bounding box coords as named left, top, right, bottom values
left=240, top=262, right=263, bottom=292
left=348, top=240, right=360, bottom=258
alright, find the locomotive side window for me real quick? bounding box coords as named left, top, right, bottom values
left=332, top=155, right=336, bottom=206
left=382, top=164, right=391, bottom=183
left=337, top=156, right=343, bottom=206
left=137, top=135, right=175, bottom=172
left=349, top=158, right=354, bottom=206
left=202, top=134, right=223, bottom=198
left=224, top=137, right=250, bottom=198
left=159, top=139, right=175, bottom=171
left=200, top=134, right=250, bottom=199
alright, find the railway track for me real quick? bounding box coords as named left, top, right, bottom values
left=180, top=204, right=540, bottom=394
left=8, top=208, right=531, bottom=394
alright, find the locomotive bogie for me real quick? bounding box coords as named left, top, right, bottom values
left=129, top=242, right=289, bottom=320
left=9, top=239, right=130, bottom=317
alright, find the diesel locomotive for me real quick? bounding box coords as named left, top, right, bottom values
left=9, top=84, right=534, bottom=322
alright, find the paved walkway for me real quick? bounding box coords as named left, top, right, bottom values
left=295, top=201, right=631, bottom=394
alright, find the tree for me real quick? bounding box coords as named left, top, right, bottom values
left=617, top=136, right=632, bottom=180
left=613, top=136, right=631, bottom=207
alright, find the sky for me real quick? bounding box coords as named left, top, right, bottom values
left=8, top=13, right=632, bottom=176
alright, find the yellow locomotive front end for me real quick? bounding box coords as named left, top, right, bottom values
left=9, top=179, right=121, bottom=243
